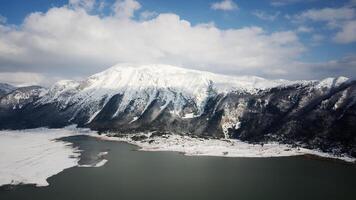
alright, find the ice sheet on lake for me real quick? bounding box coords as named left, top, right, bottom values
left=0, top=127, right=96, bottom=187
left=78, top=151, right=109, bottom=168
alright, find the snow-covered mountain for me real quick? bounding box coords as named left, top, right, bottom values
left=0, top=83, right=16, bottom=97
left=39, top=64, right=306, bottom=124
left=0, top=64, right=355, bottom=157
left=0, top=86, right=46, bottom=109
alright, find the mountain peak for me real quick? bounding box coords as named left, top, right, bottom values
left=86, top=63, right=296, bottom=93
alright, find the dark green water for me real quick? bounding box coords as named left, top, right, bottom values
left=1, top=135, right=355, bottom=200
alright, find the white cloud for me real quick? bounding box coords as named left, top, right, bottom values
left=293, top=55, right=356, bottom=79
left=211, top=0, right=238, bottom=11
left=112, top=0, right=141, bottom=18
left=271, top=0, right=295, bottom=6
left=296, top=26, right=313, bottom=33
left=0, top=15, right=7, bottom=24
left=293, top=6, right=356, bottom=44
left=252, top=10, right=280, bottom=21
left=349, top=0, right=356, bottom=6
left=270, top=0, right=314, bottom=7
left=69, top=0, right=96, bottom=11
left=311, top=34, right=324, bottom=41
left=310, top=34, right=325, bottom=46
left=1, top=1, right=354, bottom=85
left=334, top=20, right=356, bottom=43
left=140, top=11, right=158, bottom=20
left=98, top=0, right=106, bottom=11
left=294, top=7, right=355, bottom=23
left=0, top=72, right=45, bottom=86
left=0, top=4, right=310, bottom=85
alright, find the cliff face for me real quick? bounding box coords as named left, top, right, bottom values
left=0, top=64, right=355, bottom=157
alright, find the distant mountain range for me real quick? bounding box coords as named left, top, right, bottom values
left=1, top=64, right=355, bottom=157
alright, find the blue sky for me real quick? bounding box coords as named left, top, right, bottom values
left=0, top=0, right=355, bottom=85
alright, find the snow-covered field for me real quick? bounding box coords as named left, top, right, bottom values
left=97, top=133, right=356, bottom=163
left=0, top=127, right=98, bottom=187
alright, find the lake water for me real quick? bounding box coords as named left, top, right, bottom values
left=1, top=135, right=355, bottom=200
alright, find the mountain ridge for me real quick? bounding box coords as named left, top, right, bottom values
left=0, top=64, right=355, bottom=157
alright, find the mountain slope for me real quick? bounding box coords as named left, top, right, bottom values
left=0, top=64, right=355, bottom=157
left=0, top=83, right=16, bottom=97
left=39, top=64, right=301, bottom=124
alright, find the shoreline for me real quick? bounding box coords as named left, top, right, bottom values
left=94, top=133, right=356, bottom=164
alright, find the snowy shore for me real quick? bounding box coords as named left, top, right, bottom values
left=96, top=133, right=356, bottom=163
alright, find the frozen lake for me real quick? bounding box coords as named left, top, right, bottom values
left=1, top=135, right=356, bottom=200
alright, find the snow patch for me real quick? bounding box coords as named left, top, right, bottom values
left=235, top=121, right=241, bottom=129
left=316, top=76, right=349, bottom=90
left=333, top=90, right=348, bottom=110
left=129, top=116, right=139, bottom=123
left=182, top=113, right=198, bottom=119
left=94, top=159, right=108, bottom=167
left=79, top=151, right=109, bottom=168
